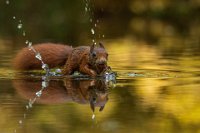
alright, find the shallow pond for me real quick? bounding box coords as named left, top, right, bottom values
left=0, top=37, right=200, bottom=133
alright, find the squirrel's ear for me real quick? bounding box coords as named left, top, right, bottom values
left=90, top=43, right=95, bottom=53
left=99, top=42, right=105, bottom=49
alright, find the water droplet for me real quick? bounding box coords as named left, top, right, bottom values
left=25, top=40, right=29, bottom=44
left=28, top=42, right=32, bottom=47
left=91, top=28, right=95, bottom=34
left=92, top=39, right=95, bottom=43
left=85, top=7, right=88, bottom=12
left=28, top=42, right=33, bottom=50
left=42, top=81, right=48, bottom=88
left=127, top=73, right=136, bottom=77
left=94, top=23, right=97, bottom=27
left=36, top=90, right=42, bottom=97
left=23, top=31, right=26, bottom=36
left=35, top=53, right=42, bottom=60
left=97, top=20, right=99, bottom=23
left=102, top=34, right=105, bottom=38
left=49, top=72, right=56, bottom=75
left=28, top=102, right=32, bottom=108
left=92, top=114, right=95, bottom=119
left=17, top=23, right=23, bottom=29
left=26, top=105, right=29, bottom=109
left=55, top=69, right=62, bottom=73
left=90, top=19, right=93, bottom=22
left=19, top=120, right=22, bottom=124
left=42, top=64, right=48, bottom=69
left=13, top=16, right=16, bottom=19
left=5, top=0, right=9, bottom=5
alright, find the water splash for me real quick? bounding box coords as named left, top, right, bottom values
left=14, top=76, right=49, bottom=133
left=9, top=7, right=49, bottom=75
left=22, top=31, right=26, bottom=36
left=5, top=0, right=9, bottom=5
left=17, top=23, right=23, bottom=29
left=42, top=79, right=48, bottom=88
left=35, top=53, right=42, bottom=60
left=92, top=114, right=96, bottom=119
left=19, top=120, right=22, bottom=124
left=36, top=90, right=42, bottom=97
left=91, top=28, right=95, bottom=35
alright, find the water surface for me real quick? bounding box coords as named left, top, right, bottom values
left=0, top=38, right=200, bottom=133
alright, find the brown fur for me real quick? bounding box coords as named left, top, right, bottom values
left=13, top=43, right=73, bottom=70
left=62, top=43, right=108, bottom=76
left=13, top=43, right=109, bottom=76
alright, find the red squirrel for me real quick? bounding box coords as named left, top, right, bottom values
left=13, top=42, right=109, bottom=76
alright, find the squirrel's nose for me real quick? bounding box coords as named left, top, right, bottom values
left=98, top=59, right=107, bottom=65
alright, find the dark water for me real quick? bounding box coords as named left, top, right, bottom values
left=0, top=38, right=200, bottom=133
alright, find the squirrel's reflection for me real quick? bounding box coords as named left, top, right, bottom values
left=13, top=78, right=114, bottom=112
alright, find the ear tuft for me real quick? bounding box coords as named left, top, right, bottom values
left=90, top=43, right=95, bottom=53
left=99, top=42, right=105, bottom=49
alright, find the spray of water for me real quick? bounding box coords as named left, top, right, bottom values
left=5, top=0, right=50, bottom=75
left=15, top=76, right=49, bottom=133
left=84, top=0, right=105, bottom=45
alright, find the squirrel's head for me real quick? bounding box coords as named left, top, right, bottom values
left=89, top=43, right=108, bottom=73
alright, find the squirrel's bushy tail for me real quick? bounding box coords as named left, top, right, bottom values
left=13, top=43, right=73, bottom=70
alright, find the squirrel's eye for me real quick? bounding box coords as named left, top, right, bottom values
left=92, top=52, right=96, bottom=57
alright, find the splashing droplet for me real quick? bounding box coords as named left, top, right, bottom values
left=17, top=23, right=23, bottom=29
left=22, top=31, right=26, bottom=36
left=28, top=42, right=33, bottom=50
left=85, top=7, right=88, bottom=12
left=92, top=114, right=95, bottom=119
left=5, top=0, right=9, bottom=5
left=19, top=120, right=22, bottom=124
left=36, top=90, right=42, bottom=97
left=55, top=69, right=62, bottom=73
left=42, top=64, right=48, bottom=69
left=35, top=53, right=42, bottom=60
left=28, top=103, right=32, bottom=108
left=28, top=42, right=32, bottom=47
left=91, top=28, right=95, bottom=35
left=42, top=81, right=48, bottom=88
left=25, top=40, right=29, bottom=44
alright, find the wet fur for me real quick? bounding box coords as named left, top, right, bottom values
left=13, top=43, right=108, bottom=76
